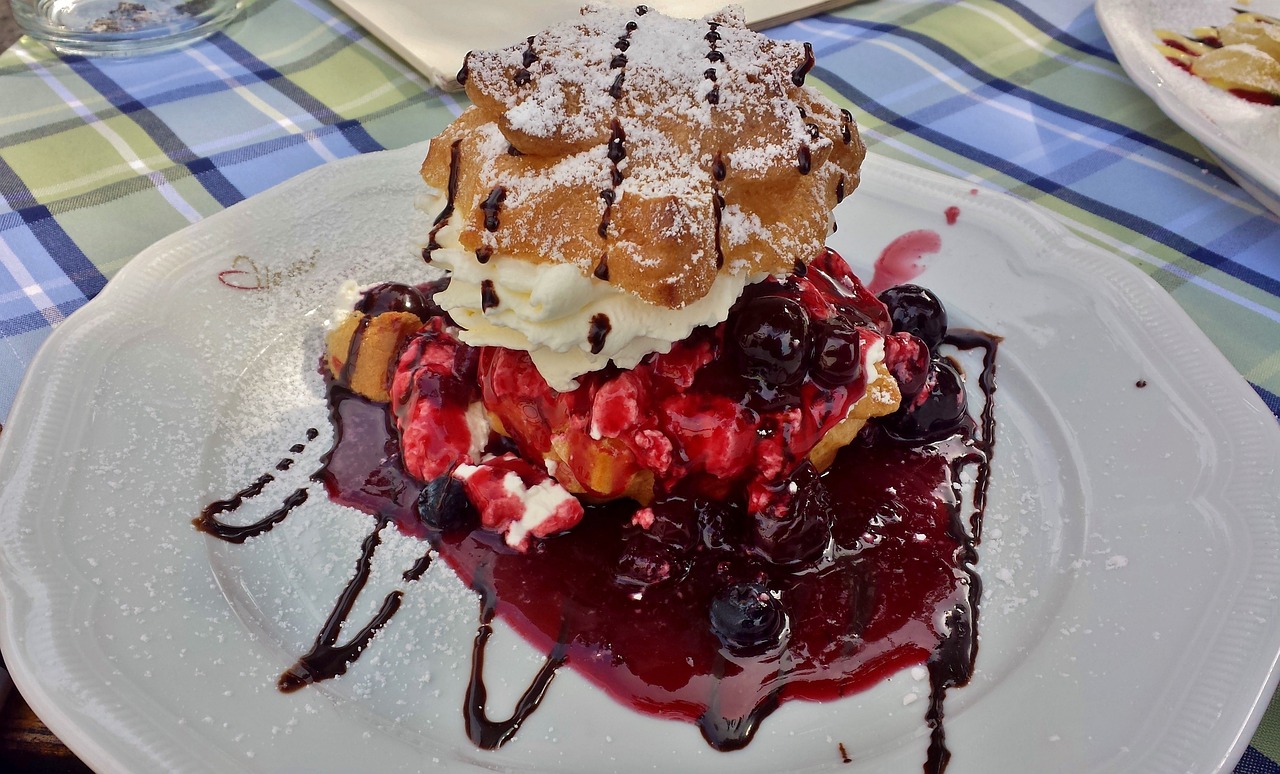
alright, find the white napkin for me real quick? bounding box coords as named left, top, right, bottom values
left=330, top=0, right=860, bottom=90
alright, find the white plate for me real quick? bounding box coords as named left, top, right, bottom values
left=1096, top=0, right=1280, bottom=217
left=1, top=143, right=1278, bottom=774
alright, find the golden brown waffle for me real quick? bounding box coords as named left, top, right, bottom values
left=324, top=311, right=422, bottom=402
left=420, top=5, right=865, bottom=309
left=807, top=362, right=901, bottom=471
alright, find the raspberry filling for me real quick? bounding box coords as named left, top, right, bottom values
left=391, top=249, right=931, bottom=543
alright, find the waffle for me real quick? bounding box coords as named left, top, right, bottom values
left=420, top=5, right=865, bottom=309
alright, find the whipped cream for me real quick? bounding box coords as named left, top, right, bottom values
left=453, top=458, right=583, bottom=550
left=327, top=279, right=362, bottom=330
left=860, top=336, right=892, bottom=403
left=420, top=189, right=766, bottom=392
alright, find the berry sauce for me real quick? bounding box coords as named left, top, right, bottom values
left=868, top=230, right=942, bottom=295
left=432, top=421, right=989, bottom=760
left=196, top=268, right=999, bottom=773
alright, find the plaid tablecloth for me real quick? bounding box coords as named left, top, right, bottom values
left=1, top=0, right=1278, bottom=770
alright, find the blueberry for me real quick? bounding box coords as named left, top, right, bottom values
left=884, top=359, right=969, bottom=441
left=641, top=496, right=700, bottom=553
left=810, top=317, right=863, bottom=389
left=699, top=500, right=745, bottom=552
left=416, top=473, right=478, bottom=533
left=750, top=462, right=832, bottom=565
left=730, top=295, right=810, bottom=385
left=883, top=333, right=931, bottom=399
left=709, top=583, right=788, bottom=655
left=878, top=284, right=947, bottom=351
left=743, top=380, right=801, bottom=414
left=614, top=538, right=681, bottom=590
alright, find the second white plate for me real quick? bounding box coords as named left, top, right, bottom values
left=1097, top=0, right=1280, bottom=216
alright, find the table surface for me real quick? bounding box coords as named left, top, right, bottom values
left=0, top=0, right=1277, bottom=772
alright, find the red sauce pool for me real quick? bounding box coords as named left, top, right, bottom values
left=197, top=329, right=999, bottom=773
left=433, top=430, right=972, bottom=749
left=869, top=230, right=943, bottom=294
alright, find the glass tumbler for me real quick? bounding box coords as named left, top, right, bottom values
left=12, top=0, right=243, bottom=56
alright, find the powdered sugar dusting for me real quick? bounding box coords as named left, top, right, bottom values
left=467, top=6, right=807, bottom=151
left=424, top=4, right=865, bottom=310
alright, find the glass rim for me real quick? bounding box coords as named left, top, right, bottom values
left=12, top=0, right=244, bottom=57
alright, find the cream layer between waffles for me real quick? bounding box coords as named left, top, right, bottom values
left=325, top=4, right=935, bottom=550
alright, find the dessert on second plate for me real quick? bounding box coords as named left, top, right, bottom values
left=1155, top=10, right=1280, bottom=105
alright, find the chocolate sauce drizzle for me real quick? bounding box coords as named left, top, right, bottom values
left=711, top=138, right=732, bottom=268
left=797, top=144, right=812, bottom=175
left=481, top=185, right=507, bottom=233
left=425, top=140, right=463, bottom=261
left=195, top=474, right=310, bottom=544
left=198, top=386, right=435, bottom=695
left=792, top=41, right=815, bottom=86
left=200, top=381, right=566, bottom=747
left=608, top=17, right=636, bottom=99
left=513, top=37, right=538, bottom=86
left=338, top=314, right=372, bottom=385
left=353, top=286, right=427, bottom=317
left=794, top=107, right=815, bottom=176
left=839, top=108, right=853, bottom=145
left=595, top=119, right=628, bottom=281
left=712, top=190, right=726, bottom=268
left=465, top=577, right=569, bottom=748
left=922, top=329, right=1000, bottom=774
left=480, top=279, right=500, bottom=312
left=698, top=654, right=785, bottom=751
left=403, top=551, right=433, bottom=582
left=194, top=427, right=320, bottom=543
left=278, top=515, right=405, bottom=692
left=835, top=175, right=846, bottom=203
left=705, top=22, right=722, bottom=104
left=607, top=120, right=627, bottom=167
left=598, top=189, right=616, bottom=238
left=588, top=313, right=612, bottom=355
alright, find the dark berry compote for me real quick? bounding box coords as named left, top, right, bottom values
left=196, top=249, right=999, bottom=774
